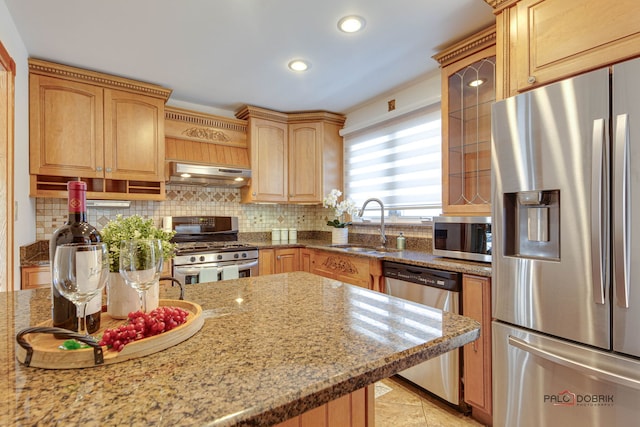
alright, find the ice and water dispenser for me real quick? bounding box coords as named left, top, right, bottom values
left=503, top=190, right=560, bottom=260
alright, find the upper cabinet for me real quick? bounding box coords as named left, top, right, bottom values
left=434, top=26, right=496, bottom=215
left=492, top=0, right=640, bottom=98
left=29, top=59, right=171, bottom=200
left=236, top=106, right=345, bottom=204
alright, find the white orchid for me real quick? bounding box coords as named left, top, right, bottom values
left=323, top=189, right=360, bottom=228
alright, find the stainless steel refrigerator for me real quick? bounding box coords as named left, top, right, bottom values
left=491, top=57, right=640, bottom=426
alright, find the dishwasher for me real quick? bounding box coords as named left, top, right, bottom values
left=382, top=260, right=462, bottom=406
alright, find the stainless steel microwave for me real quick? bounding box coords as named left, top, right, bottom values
left=433, top=216, right=491, bottom=262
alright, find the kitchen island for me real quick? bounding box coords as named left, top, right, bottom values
left=1, top=272, right=480, bottom=426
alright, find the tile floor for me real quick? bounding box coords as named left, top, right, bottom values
left=375, top=376, right=485, bottom=427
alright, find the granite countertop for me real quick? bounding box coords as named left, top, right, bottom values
left=1, top=272, right=480, bottom=426
left=246, top=239, right=493, bottom=277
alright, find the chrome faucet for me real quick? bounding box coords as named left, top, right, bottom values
left=358, top=198, right=387, bottom=249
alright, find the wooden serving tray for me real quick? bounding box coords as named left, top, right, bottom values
left=16, top=299, right=204, bottom=369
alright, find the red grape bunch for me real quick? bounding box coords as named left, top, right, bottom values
left=99, top=306, right=189, bottom=352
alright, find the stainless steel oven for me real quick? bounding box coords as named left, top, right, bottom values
left=167, top=216, right=259, bottom=284
left=432, top=215, right=491, bottom=262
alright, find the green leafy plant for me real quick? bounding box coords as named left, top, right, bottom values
left=323, top=189, right=360, bottom=228
left=100, top=215, right=176, bottom=273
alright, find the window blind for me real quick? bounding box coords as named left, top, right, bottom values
left=344, top=104, right=442, bottom=213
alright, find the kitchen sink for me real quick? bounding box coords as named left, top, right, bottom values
left=330, top=244, right=402, bottom=255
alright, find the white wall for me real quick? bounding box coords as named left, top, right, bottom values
left=1, top=0, right=35, bottom=289
left=341, top=69, right=441, bottom=137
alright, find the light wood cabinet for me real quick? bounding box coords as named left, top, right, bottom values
left=29, top=59, right=171, bottom=200
left=259, top=248, right=300, bottom=275
left=434, top=26, right=496, bottom=215
left=462, top=274, right=492, bottom=425
left=103, top=89, right=165, bottom=181
left=236, top=106, right=345, bottom=204
left=21, top=265, right=51, bottom=290
left=288, top=122, right=322, bottom=203
left=309, top=250, right=382, bottom=291
left=492, top=0, right=640, bottom=98
left=300, top=248, right=313, bottom=273
left=274, top=385, right=374, bottom=427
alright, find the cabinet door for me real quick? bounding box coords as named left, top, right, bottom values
left=300, top=249, right=312, bottom=272
left=29, top=75, right=104, bottom=177
left=245, top=118, right=288, bottom=202
left=462, top=274, right=492, bottom=418
left=441, top=46, right=495, bottom=215
left=21, top=266, right=52, bottom=290
left=515, top=0, right=640, bottom=92
left=103, top=89, right=165, bottom=181
left=275, top=248, right=299, bottom=273
left=258, top=249, right=276, bottom=275
left=288, top=122, right=322, bottom=203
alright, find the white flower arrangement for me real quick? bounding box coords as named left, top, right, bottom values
left=323, top=189, right=360, bottom=228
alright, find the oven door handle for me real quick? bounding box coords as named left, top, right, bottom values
left=236, top=259, right=258, bottom=269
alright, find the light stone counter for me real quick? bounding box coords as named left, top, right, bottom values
left=1, top=272, right=480, bottom=426
left=250, top=239, right=492, bottom=277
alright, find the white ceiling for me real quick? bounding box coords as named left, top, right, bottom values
left=5, top=0, right=494, bottom=115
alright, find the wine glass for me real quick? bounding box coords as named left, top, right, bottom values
left=119, top=239, right=163, bottom=313
left=52, top=243, right=109, bottom=336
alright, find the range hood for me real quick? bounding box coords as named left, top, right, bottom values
left=167, top=162, right=251, bottom=187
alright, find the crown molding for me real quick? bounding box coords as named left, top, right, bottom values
left=28, top=58, right=172, bottom=100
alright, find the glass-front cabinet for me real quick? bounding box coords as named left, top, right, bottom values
left=435, top=26, right=496, bottom=215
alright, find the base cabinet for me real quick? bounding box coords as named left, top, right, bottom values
left=300, top=248, right=313, bottom=273
left=21, top=265, right=51, bottom=290
left=259, top=248, right=300, bottom=275
left=462, top=274, right=492, bottom=425
left=310, top=250, right=382, bottom=291
left=274, top=385, right=374, bottom=427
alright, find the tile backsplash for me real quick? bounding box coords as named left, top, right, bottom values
left=35, top=184, right=433, bottom=243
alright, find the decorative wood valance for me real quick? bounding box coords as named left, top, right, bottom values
left=165, top=106, right=248, bottom=149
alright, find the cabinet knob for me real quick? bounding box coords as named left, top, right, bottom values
left=96, top=167, right=103, bottom=172
left=527, top=75, right=537, bottom=84
left=106, top=167, right=112, bottom=173
left=277, top=256, right=281, bottom=260
left=252, top=192, right=256, bottom=196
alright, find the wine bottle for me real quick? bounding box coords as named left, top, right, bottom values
left=50, top=181, right=102, bottom=334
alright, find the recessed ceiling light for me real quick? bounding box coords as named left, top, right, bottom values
left=468, top=78, right=487, bottom=87
left=288, top=59, right=310, bottom=72
left=338, top=15, right=366, bottom=33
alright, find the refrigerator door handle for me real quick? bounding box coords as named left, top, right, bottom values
left=508, top=335, right=640, bottom=390
left=614, top=113, right=630, bottom=308
left=591, top=118, right=606, bottom=305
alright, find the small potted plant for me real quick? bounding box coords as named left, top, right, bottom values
left=101, top=215, right=176, bottom=318
left=323, top=189, right=360, bottom=245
